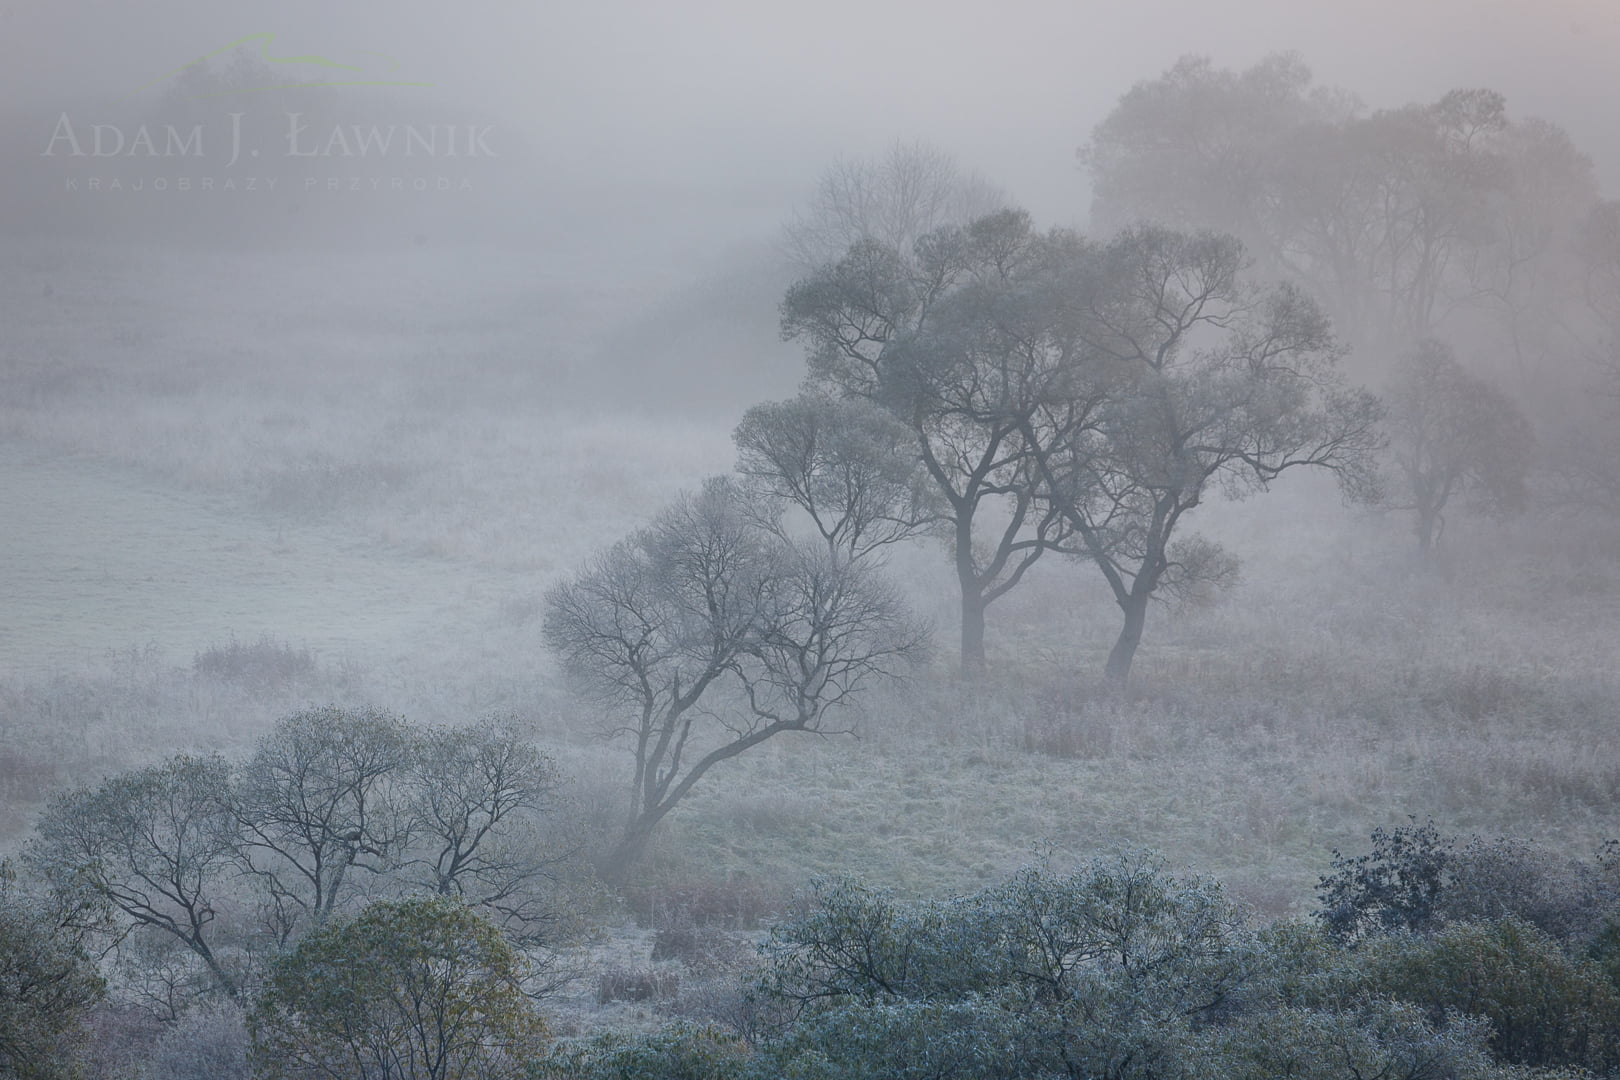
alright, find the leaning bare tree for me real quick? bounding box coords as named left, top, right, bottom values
left=543, top=479, right=926, bottom=881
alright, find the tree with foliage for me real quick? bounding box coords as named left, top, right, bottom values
left=1084, top=55, right=1598, bottom=357
left=249, top=897, right=548, bottom=1080
left=535, top=1022, right=752, bottom=1080
left=544, top=479, right=925, bottom=879
left=0, top=862, right=106, bottom=1080
left=783, top=209, right=1080, bottom=672
left=233, top=706, right=412, bottom=945
left=1316, top=819, right=1455, bottom=944
left=1083, top=52, right=1344, bottom=255
left=1384, top=339, right=1533, bottom=552
left=25, top=754, right=242, bottom=999
left=1198, top=998, right=1501, bottom=1080
left=1025, top=226, right=1383, bottom=679
left=1547, top=199, right=1620, bottom=515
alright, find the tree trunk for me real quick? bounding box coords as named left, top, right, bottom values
left=602, top=820, right=657, bottom=887
left=960, top=588, right=987, bottom=676
left=955, top=517, right=987, bottom=676
left=1415, top=502, right=1437, bottom=553
left=1104, top=596, right=1149, bottom=682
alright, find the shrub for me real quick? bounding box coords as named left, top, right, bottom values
left=1440, top=836, right=1606, bottom=948
left=624, top=874, right=785, bottom=930
left=754, top=852, right=1253, bottom=1078
left=650, top=926, right=753, bottom=974
left=146, top=1003, right=249, bottom=1080
left=534, top=1023, right=752, bottom=1080
left=1352, top=917, right=1620, bottom=1070
left=1319, top=824, right=1620, bottom=954
left=192, top=634, right=319, bottom=693
left=1317, top=819, right=1452, bottom=943
left=1200, top=998, right=1501, bottom=1080
left=249, top=897, right=548, bottom=1080
left=596, top=967, right=681, bottom=1006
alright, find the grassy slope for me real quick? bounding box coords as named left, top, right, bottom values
left=2, top=240, right=1618, bottom=932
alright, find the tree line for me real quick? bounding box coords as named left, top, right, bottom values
left=17, top=708, right=574, bottom=1011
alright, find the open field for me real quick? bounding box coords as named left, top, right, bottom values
left=3, top=238, right=1619, bottom=941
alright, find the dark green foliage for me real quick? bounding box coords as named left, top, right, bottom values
left=250, top=897, right=549, bottom=1080
left=1317, top=819, right=1452, bottom=942
left=766, top=998, right=1038, bottom=1080
left=1318, top=823, right=1620, bottom=955
left=1440, top=836, right=1609, bottom=947
left=1350, top=918, right=1620, bottom=1071
left=0, top=865, right=106, bottom=1080
left=539, top=851, right=1620, bottom=1080
left=1198, top=998, right=1500, bottom=1080
left=754, top=851, right=1253, bottom=1080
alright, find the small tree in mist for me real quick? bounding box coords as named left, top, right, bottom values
left=1384, top=339, right=1533, bottom=552
left=1549, top=200, right=1620, bottom=515
left=543, top=479, right=926, bottom=881
left=403, top=718, right=580, bottom=959
left=1084, top=55, right=1599, bottom=358
left=21, top=709, right=586, bottom=1019
left=783, top=139, right=1005, bottom=270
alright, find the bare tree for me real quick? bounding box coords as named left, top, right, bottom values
left=543, top=479, right=925, bottom=880
left=1384, top=339, right=1534, bottom=551
left=403, top=717, right=575, bottom=950
left=25, top=755, right=242, bottom=999
left=734, top=392, right=933, bottom=565
left=232, top=706, right=411, bottom=945
left=1026, top=227, right=1383, bottom=680
left=783, top=140, right=1005, bottom=270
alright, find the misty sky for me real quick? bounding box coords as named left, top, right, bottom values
left=9, top=0, right=1619, bottom=233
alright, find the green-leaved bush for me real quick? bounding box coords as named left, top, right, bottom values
left=249, top=897, right=549, bottom=1080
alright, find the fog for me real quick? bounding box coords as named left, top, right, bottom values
left=5, top=2, right=1620, bottom=1072
left=10, top=0, right=1620, bottom=243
